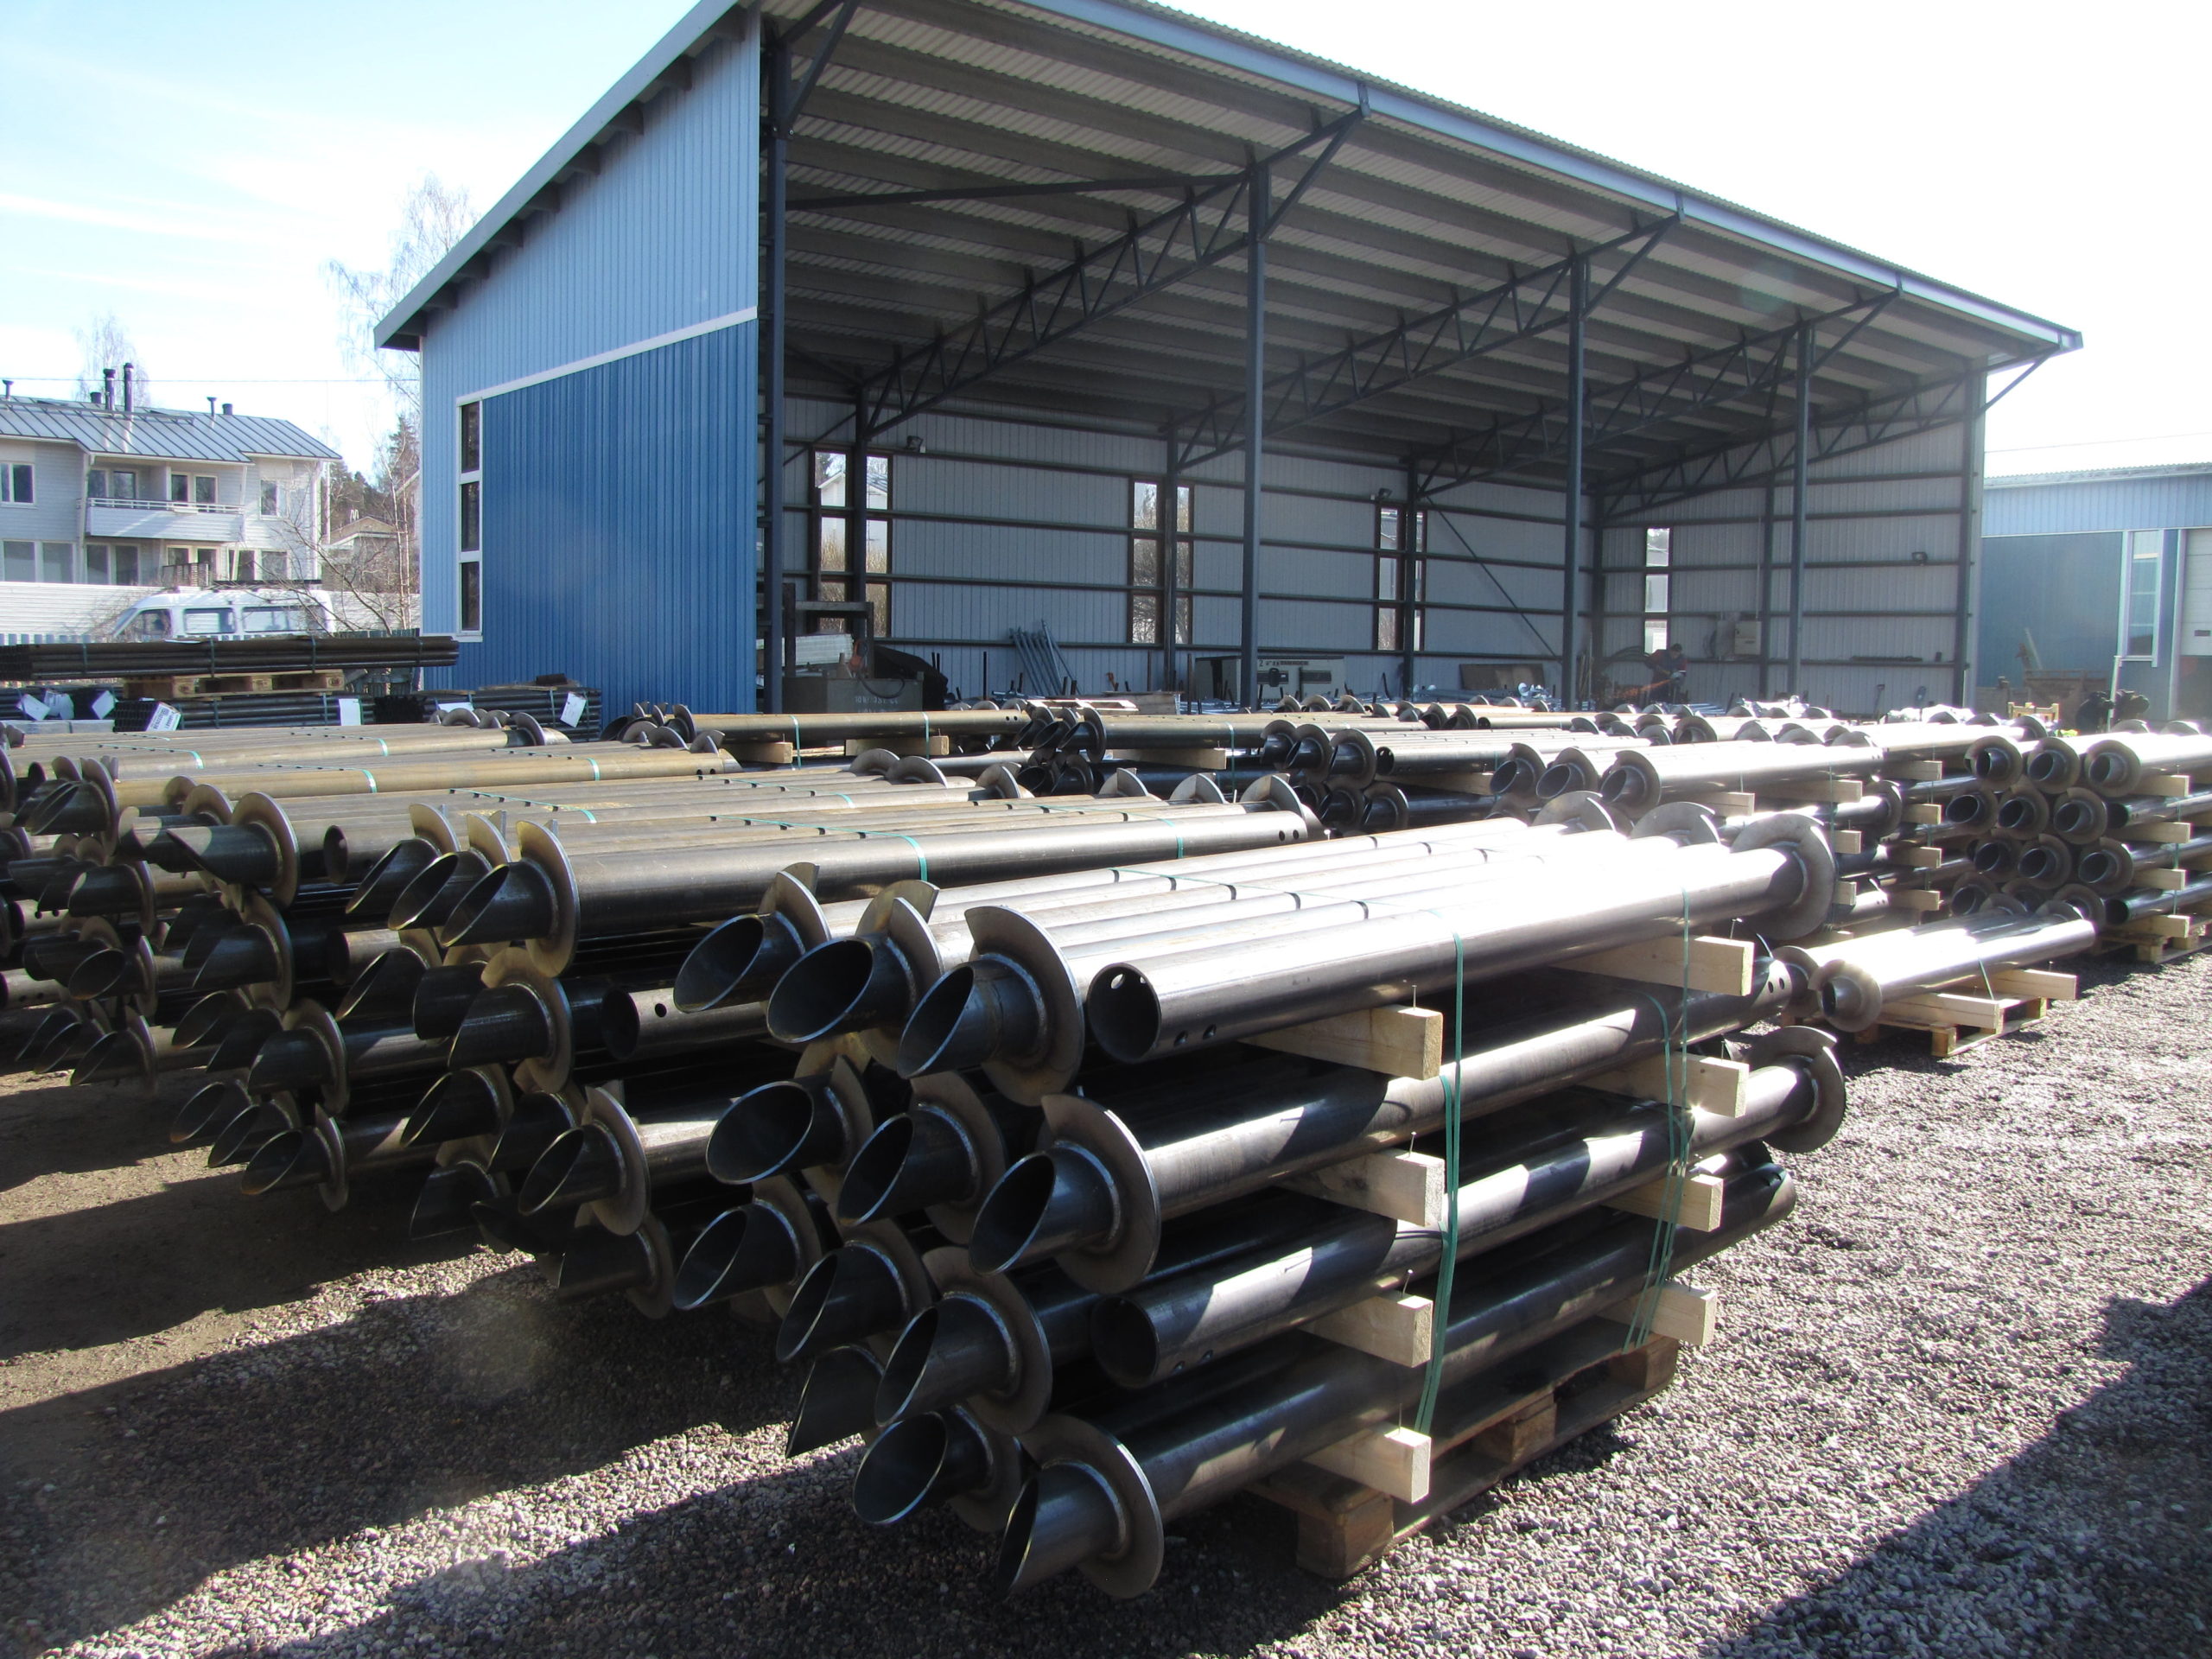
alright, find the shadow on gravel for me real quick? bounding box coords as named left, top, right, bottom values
left=0, top=1263, right=789, bottom=1653
left=1703, top=1278, right=2212, bottom=1659
left=0, top=1071, right=197, bottom=1195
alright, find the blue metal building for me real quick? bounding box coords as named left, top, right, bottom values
left=1980, top=463, right=2212, bottom=721
left=378, top=0, right=2077, bottom=719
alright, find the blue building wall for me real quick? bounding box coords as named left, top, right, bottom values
left=416, top=15, right=759, bottom=712
left=476, top=326, right=755, bottom=717
left=1975, top=531, right=2121, bottom=682
left=1985, top=467, right=2212, bottom=537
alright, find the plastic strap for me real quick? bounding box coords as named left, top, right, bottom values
left=1620, top=884, right=1697, bottom=1351
left=1412, top=921, right=1467, bottom=1436
left=361, top=770, right=378, bottom=793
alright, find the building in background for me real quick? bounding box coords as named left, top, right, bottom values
left=1979, top=463, right=2212, bottom=722
left=0, top=390, right=339, bottom=639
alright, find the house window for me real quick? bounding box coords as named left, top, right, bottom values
left=170, top=474, right=191, bottom=504
left=1377, top=505, right=1427, bottom=652
left=259, top=480, right=278, bottom=515
left=3, top=542, right=31, bottom=581
left=1129, top=480, right=1192, bottom=646
left=457, top=400, right=483, bottom=638
left=194, top=475, right=215, bottom=505
left=1, top=463, right=31, bottom=505
left=115, top=543, right=140, bottom=584
left=86, top=543, right=141, bottom=584
left=2121, top=529, right=2162, bottom=661
left=1642, top=526, right=1672, bottom=655
left=810, top=449, right=891, bottom=637
left=41, top=543, right=73, bottom=582
left=86, top=544, right=108, bottom=583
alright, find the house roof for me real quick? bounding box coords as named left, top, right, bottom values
left=0, top=397, right=340, bottom=465
left=1986, top=461, right=2212, bottom=487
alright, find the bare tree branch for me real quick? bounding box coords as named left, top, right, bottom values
left=73, top=313, right=150, bottom=405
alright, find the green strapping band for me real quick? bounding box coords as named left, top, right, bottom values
left=1621, top=884, right=1698, bottom=1351
left=362, top=771, right=378, bottom=792
left=1412, top=920, right=1468, bottom=1436
left=588, top=758, right=601, bottom=780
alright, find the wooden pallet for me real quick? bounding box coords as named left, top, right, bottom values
left=1847, top=968, right=2075, bottom=1057
left=2099, top=906, right=2212, bottom=965
left=1252, top=1325, right=1681, bottom=1579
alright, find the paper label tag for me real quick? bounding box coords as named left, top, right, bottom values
left=90, top=690, right=117, bottom=717
left=336, top=696, right=363, bottom=726
left=560, top=691, right=587, bottom=728
left=17, top=695, right=49, bottom=721
left=148, top=702, right=182, bottom=731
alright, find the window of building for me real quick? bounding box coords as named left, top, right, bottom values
left=1376, top=505, right=1427, bottom=652
left=86, top=544, right=108, bottom=583
left=170, top=473, right=191, bottom=504
left=457, top=400, right=483, bottom=638
left=1642, top=526, right=1672, bottom=654
left=1129, top=480, right=1193, bottom=645
left=194, top=475, right=215, bottom=505
left=2121, top=529, right=2163, bottom=661
left=3, top=541, right=32, bottom=581
left=1, top=463, right=31, bottom=505
left=259, top=480, right=279, bottom=515
left=115, top=543, right=140, bottom=584
left=87, top=543, right=143, bottom=585
left=810, top=449, right=891, bottom=637
left=41, top=543, right=73, bottom=582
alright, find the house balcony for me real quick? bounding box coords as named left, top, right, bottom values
left=84, top=499, right=244, bottom=543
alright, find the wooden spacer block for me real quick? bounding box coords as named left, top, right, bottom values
left=2139, top=822, right=2194, bottom=843
left=1601, top=1281, right=1719, bottom=1347
left=844, top=735, right=950, bottom=758
left=1892, top=887, right=1946, bottom=912
left=1905, top=803, right=1943, bottom=824
left=1767, top=775, right=1865, bottom=804
left=1884, top=990, right=2008, bottom=1030
left=1584, top=1052, right=1751, bottom=1117
left=1307, top=1293, right=1434, bottom=1367
left=1304, top=1424, right=1432, bottom=1504
left=2142, top=868, right=2190, bottom=891
left=726, top=739, right=798, bottom=766
left=1603, top=1170, right=1726, bottom=1231
left=1832, top=830, right=1863, bottom=855
left=1471, top=1395, right=1558, bottom=1464
left=1902, top=845, right=1946, bottom=869
left=1985, top=968, right=2076, bottom=1001
left=1247, top=1004, right=1445, bottom=1078
left=1281, top=1148, right=1447, bottom=1227
left=2139, top=772, right=2190, bottom=798
left=2126, top=914, right=2200, bottom=941
left=1607, top=1337, right=1682, bottom=1394
left=1675, top=788, right=1757, bottom=815
left=1888, top=760, right=1945, bottom=782
left=1567, top=933, right=1756, bottom=995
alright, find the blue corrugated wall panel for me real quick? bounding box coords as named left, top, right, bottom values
left=1985, top=473, right=2212, bottom=537
left=455, top=324, right=756, bottom=716
left=419, top=18, right=757, bottom=656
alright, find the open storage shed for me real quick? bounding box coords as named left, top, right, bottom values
left=378, top=0, right=2079, bottom=718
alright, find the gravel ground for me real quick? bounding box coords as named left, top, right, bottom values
left=1, top=947, right=2207, bottom=1659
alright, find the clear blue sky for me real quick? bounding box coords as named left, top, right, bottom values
left=2, top=0, right=2202, bottom=478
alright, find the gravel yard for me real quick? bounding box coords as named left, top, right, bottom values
left=1, top=950, right=2206, bottom=1659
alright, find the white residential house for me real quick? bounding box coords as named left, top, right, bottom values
left=0, top=388, right=340, bottom=638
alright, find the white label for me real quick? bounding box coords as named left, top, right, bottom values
left=560, top=691, right=587, bottom=727
left=17, top=695, right=49, bottom=721
left=90, top=690, right=117, bottom=717
left=336, top=696, right=363, bottom=726
left=148, top=702, right=182, bottom=731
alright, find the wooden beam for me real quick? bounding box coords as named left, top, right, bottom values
left=1905, top=803, right=1943, bottom=825
left=1584, top=1052, right=1751, bottom=1117
left=1304, top=1424, right=1432, bottom=1503
left=2142, top=868, right=2190, bottom=892
left=1887, top=760, right=1944, bottom=782
left=1901, top=844, right=1946, bottom=869
left=2139, top=772, right=2190, bottom=798
left=1884, top=989, right=2007, bottom=1030
left=1602, top=1169, right=1726, bottom=1230
left=1831, top=829, right=1863, bottom=854
left=1248, top=1004, right=1446, bottom=1079
left=1600, top=1281, right=1719, bottom=1346
left=2139, top=822, right=2194, bottom=843
left=1769, top=775, right=1865, bottom=804
left=1567, top=934, right=1756, bottom=995
left=1986, top=967, right=2075, bottom=1000
left=1281, top=1148, right=1446, bottom=1227
left=1892, top=887, right=1946, bottom=912
left=1307, top=1293, right=1433, bottom=1366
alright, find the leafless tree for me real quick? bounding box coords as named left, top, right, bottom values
left=73, top=313, right=151, bottom=405
left=323, top=175, right=475, bottom=423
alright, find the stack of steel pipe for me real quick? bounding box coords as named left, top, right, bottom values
left=2006, top=726, right=2212, bottom=926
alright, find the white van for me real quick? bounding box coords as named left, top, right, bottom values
left=110, top=587, right=340, bottom=643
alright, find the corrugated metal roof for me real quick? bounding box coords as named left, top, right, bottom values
left=1986, top=461, right=2212, bottom=486
left=379, top=0, right=2079, bottom=489
left=0, top=397, right=340, bottom=463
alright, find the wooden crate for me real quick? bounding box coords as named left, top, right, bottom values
left=1252, top=1325, right=1681, bottom=1579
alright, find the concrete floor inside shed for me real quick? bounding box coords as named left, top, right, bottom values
left=0, top=950, right=2207, bottom=1658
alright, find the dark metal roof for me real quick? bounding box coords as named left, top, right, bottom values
left=0, top=397, right=340, bottom=463
left=382, top=0, right=2080, bottom=492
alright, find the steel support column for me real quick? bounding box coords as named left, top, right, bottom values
left=1161, top=423, right=1180, bottom=695
left=760, top=36, right=792, bottom=712
left=1401, top=461, right=1421, bottom=698
left=1558, top=256, right=1588, bottom=705
left=1953, top=371, right=1986, bottom=707
left=1240, top=163, right=1268, bottom=708
left=1786, top=323, right=1812, bottom=694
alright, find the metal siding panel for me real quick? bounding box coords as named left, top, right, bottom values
left=1974, top=533, right=2123, bottom=678
left=420, top=27, right=758, bottom=639
left=1813, top=423, right=1963, bottom=479
left=1984, top=474, right=2212, bottom=537
left=451, top=324, right=755, bottom=715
